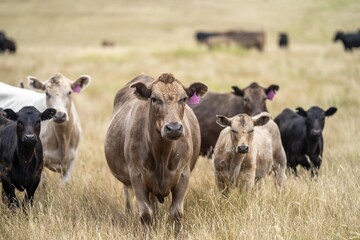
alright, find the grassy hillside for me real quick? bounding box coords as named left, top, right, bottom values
left=0, top=0, right=360, bottom=239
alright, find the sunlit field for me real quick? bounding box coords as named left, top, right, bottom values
left=1, top=0, right=360, bottom=239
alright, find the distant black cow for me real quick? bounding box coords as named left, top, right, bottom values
left=0, top=31, right=16, bottom=54
left=278, top=32, right=289, bottom=48
left=190, top=82, right=279, bottom=157
left=333, top=31, right=360, bottom=52
left=0, top=106, right=56, bottom=209
left=195, top=31, right=222, bottom=44
left=274, top=106, right=337, bottom=178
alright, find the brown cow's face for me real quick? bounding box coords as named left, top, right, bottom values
left=28, top=73, right=91, bottom=124
left=216, top=113, right=270, bottom=153
left=232, top=83, right=279, bottom=116
left=131, top=73, right=207, bottom=141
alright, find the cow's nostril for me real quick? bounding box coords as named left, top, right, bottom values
left=311, top=129, right=321, bottom=136
left=166, top=123, right=183, bottom=132
left=237, top=145, right=249, bottom=153
left=24, top=134, right=36, bottom=141
left=53, top=112, right=67, bottom=123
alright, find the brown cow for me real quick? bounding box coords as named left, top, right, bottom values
left=104, top=73, right=207, bottom=230
left=213, top=112, right=287, bottom=195
left=190, top=82, right=279, bottom=157
left=226, top=30, right=266, bottom=51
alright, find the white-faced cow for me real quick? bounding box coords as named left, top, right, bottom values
left=104, top=73, right=207, bottom=230
left=274, top=106, right=337, bottom=178
left=213, top=112, right=287, bottom=195
left=190, top=82, right=279, bottom=157
left=0, top=73, right=91, bottom=183
left=0, top=106, right=56, bottom=209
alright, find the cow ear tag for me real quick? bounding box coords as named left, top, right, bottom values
left=188, top=92, right=201, bottom=105
left=74, top=85, right=82, bottom=93
left=267, top=89, right=276, bottom=100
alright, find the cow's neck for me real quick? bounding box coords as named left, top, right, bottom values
left=304, top=134, right=321, bottom=157
left=16, top=142, right=35, bottom=166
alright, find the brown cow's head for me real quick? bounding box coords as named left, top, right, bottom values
left=131, top=73, right=207, bottom=141
left=232, top=82, right=279, bottom=116
left=216, top=112, right=270, bottom=153
left=27, top=73, right=91, bottom=124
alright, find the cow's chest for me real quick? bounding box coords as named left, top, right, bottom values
left=10, top=163, right=38, bottom=190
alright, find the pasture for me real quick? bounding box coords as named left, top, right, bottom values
left=1, top=0, right=360, bottom=239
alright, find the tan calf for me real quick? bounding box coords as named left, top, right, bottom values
left=213, top=112, right=286, bottom=195
left=104, top=73, right=207, bottom=229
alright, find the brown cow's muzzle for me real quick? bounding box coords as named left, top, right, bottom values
left=237, top=145, right=249, bottom=153
left=162, top=122, right=184, bottom=140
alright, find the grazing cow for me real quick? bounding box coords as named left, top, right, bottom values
left=195, top=31, right=222, bottom=45
left=0, top=106, right=56, bottom=209
left=274, top=106, right=337, bottom=178
left=0, top=31, right=16, bottom=54
left=101, top=39, right=115, bottom=47
left=213, top=112, right=286, bottom=195
left=226, top=30, right=266, bottom=51
left=191, top=82, right=279, bottom=157
left=278, top=32, right=289, bottom=48
left=0, top=73, right=91, bottom=183
left=104, top=73, right=207, bottom=230
left=333, top=31, right=360, bottom=52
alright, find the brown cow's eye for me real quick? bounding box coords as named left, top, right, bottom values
left=151, top=97, right=162, bottom=105
left=68, top=91, right=72, bottom=96
left=243, top=97, right=249, bottom=102
left=248, top=129, right=254, bottom=134
left=231, top=129, right=238, bottom=134
left=179, top=97, right=188, bottom=104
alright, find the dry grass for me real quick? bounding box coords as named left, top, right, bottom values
left=1, top=0, right=360, bottom=239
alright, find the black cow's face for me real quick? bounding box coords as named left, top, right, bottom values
left=333, top=32, right=343, bottom=42
left=4, top=106, right=56, bottom=147
left=296, top=106, right=337, bottom=137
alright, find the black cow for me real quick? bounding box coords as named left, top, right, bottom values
left=278, top=32, right=289, bottom=48
left=333, top=31, right=360, bottom=52
left=0, top=31, right=16, bottom=54
left=190, top=82, right=279, bottom=157
left=274, top=106, right=337, bottom=178
left=195, top=31, right=222, bottom=44
left=0, top=106, right=56, bottom=209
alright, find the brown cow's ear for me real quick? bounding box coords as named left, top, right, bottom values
left=41, top=108, right=57, bottom=121
left=231, top=86, right=244, bottom=97
left=325, top=107, right=337, bottom=117
left=131, top=82, right=151, bottom=100
left=72, top=75, right=91, bottom=93
left=27, top=76, right=46, bottom=91
left=265, top=84, right=280, bottom=93
left=253, top=112, right=270, bottom=127
left=216, top=115, right=232, bottom=128
left=296, top=107, right=307, bottom=117
left=186, top=82, right=208, bottom=97
left=3, top=109, right=17, bottom=121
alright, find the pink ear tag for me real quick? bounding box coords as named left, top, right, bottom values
left=74, top=85, right=82, bottom=93
left=188, top=92, right=201, bottom=105
left=267, top=89, right=276, bottom=100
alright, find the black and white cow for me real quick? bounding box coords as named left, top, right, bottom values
left=0, top=106, right=56, bottom=209
left=274, top=106, right=337, bottom=178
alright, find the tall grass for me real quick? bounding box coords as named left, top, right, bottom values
left=1, top=0, right=360, bottom=239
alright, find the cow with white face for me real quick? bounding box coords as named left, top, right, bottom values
left=0, top=73, right=91, bottom=183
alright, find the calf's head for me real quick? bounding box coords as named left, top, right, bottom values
left=131, top=73, right=207, bottom=141
left=27, top=73, right=91, bottom=124
left=4, top=106, right=56, bottom=147
left=296, top=106, right=337, bottom=137
left=216, top=112, right=270, bottom=154
left=232, top=82, right=279, bottom=116
left=333, top=31, right=344, bottom=42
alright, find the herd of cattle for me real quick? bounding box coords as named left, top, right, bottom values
left=0, top=73, right=337, bottom=231
left=196, top=29, right=360, bottom=52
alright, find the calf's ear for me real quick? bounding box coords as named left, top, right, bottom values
left=265, top=85, right=279, bottom=100
left=3, top=109, right=17, bottom=121
left=130, top=82, right=151, bottom=100
left=28, top=76, right=46, bottom=91
left=231, top=86, right=244, bottom=97
left=325, top=107, right=337, bottom=117
left=296, top=107, right=307, bottom=117
left=253, top=112, right=270, bottom=127
left=72, top=75, right=91, bottom=93
left=41, top=108, right=57, bottom=121
left=216, top=115, right=232, bottom=128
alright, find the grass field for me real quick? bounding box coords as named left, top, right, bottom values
left=1, top=0, right=360, bottom=239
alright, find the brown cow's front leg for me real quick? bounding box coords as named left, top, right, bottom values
left=170, top=168, right=190, bottom=234
left=131, top=172, right=153, bottom=225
